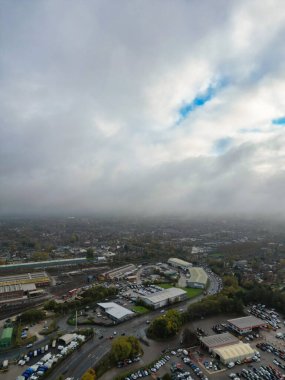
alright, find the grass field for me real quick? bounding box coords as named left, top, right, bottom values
left=132, top=305, right=149, bottom=314
left=157, top=283, right=173, bottom=289
left=158, top=283, right=203, bottom=299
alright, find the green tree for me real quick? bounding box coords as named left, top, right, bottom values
left=181, top=327, right=199, bottom=346
left=86, top=248, right=94, bottom=260
left=31, top=252, right=49, bottom=261
left=81, top=368, right=96, bottom=380
left=18, top=309, right=45, bottom=323
left=111, top=336, right=142, bottom=362
left=147, top=309, right=182, bottom=339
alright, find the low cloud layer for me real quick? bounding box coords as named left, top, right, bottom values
left=1, top=0, right=285, bottom=218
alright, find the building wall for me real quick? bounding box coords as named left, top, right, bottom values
left=0, top=289, right=24, bottom=300
left=186, top=281, right=205, bottom=289
left=142, top=293, right=187, bottom=309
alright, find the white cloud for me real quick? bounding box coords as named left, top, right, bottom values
left=0, top=0, right=285, bottom=217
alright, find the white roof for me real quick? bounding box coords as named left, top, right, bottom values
left=141, top=287, right=187, bottom=304
left=168, top=258, right=192, bottom=267
left=188, top=267, right=208, bottom=285
left=214, top=343, right=254, bottom=361
left=60, top=333, right=77, bottom=345
left=98, top=302, right=134, bottom=320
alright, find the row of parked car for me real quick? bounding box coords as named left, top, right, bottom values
left=249, top=305, right=284, bottom=330
left=256, top=343, right=285, bottom=361
left=180, top=357, right=208, bottom=380
left=235, top=364, right=285, bottom=380
left=124, top=355, right=171, bottom=380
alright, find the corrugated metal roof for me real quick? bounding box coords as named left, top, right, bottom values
left=168, top=258, right=192, bottom=267
left=141, top=287, right=187, bottom=304
left=98, top=302, right=134, bottom=320
left=200, top=332, right=239, bottom=348
left=228, top=316, right=265, bottom=329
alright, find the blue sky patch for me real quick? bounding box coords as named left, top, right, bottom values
left=213, top=137, right=232, bottom=155
left=176, top=77, right=228, bottom=124
left=272, top=116, right=285, bottom=125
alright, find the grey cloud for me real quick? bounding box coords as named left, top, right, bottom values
left=1, top=0, right=285, bottom=218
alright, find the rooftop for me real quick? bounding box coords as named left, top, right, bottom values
left=228, top=316, right=266, bottom=329
left=213, top=342, right=254, bottom=360
left=200, top=332, right=239, bottom=348
left=0, top=284, right=23, bottom=294
left=141, top=287, right=187, bottom=304
left=98, top=302, right=134, bottom=320
left=0, top=257, right=87, bottom=269
left=167, top=258, right=192, bottom=267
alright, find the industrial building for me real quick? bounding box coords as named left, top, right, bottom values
left=167, top=258, right=192, bottom=270
left=0, top=327, right=13, bottom=348
left=0, top=272, right=50, bottom=287
left=97, top=302, right=134, bottom=322
left=227, top=316, right=266, bottom=335
left=102, top=264, right=137, bottom=280
left=213, top=342, right=255, bottom=364
left=0, top=257, right=88, bottom=272
left=186, top=267, right=208, bottom=289
left=0, top=284, right=24, bottom=300
left=200, top=332, right=239, bottom=352
left=140, top=287, right=187, bottom=309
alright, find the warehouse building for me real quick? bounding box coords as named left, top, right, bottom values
left=0, top=257, right=88, bottom=272
left=200, top=332, right=239, bottom=353
left=0, top=284, right=24, bottom=301
left=0, top=327, right=13, bottom=348
left=97, top=302, right=134, bottom=322
left=227, top=316, right=266, bottom=335
left=0, top=272, right=50, bottom=287
left=213, top=342, right=255, bottom=364
left=102, top=264, right=137, bottom=280
left=140, top=287, right=187, bottom=309
left=167, top=258, right=192, bottom=270
left=186, top=267, right=208, bottom=289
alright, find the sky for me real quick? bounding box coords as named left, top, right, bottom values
left=1, top=0, right=285, bottom=218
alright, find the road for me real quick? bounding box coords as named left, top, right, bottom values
left=47, top=271, right=221, bottom=380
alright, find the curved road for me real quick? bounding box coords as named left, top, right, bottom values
left=47, top=270, right=221, bottom=380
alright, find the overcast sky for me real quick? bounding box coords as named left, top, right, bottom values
left=1, top=0, right=285, bottom=218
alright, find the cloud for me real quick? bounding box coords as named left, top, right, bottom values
left=1, top=0, right=285, bottom=218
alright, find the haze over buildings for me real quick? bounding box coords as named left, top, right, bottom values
left=1, top=1, right=285, bottom=218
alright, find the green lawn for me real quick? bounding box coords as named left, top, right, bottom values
left=132, top=305, right=149, bottom=314
left=157, top=283, right=173, bottom=289
left=181, top=287, right=203, bottom=298
left=158, top=283, right=203, bottom=299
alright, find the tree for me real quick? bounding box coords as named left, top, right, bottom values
left=31, top=252, right=49, bottom=261
left=18, top=309, right=46, bottom=323
left=147, top=309, right=182, bottom=339
left=111, top=337, right=132, bottom=362
left=111, top=336, right=142, bottom=362
left=81, top=368, right=96, bottom=380
left=181, top=327, right=199, bottom=346
left=86, top=248, right=94, bottom=260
